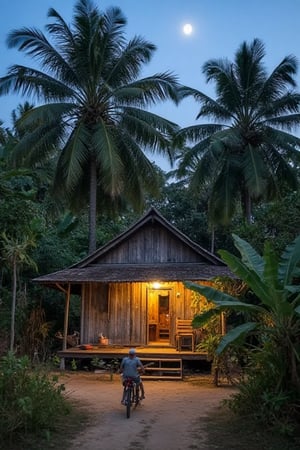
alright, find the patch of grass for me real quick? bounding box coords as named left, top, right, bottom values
left=202, top=405, right=300, bottom=450
left=184, top=374, right=236, bottom=389
left=1, top=400, right=91, bottom=450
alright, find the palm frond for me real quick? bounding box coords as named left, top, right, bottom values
left=114, top=72, right=180, bottom=106
left=235, top=39, right=266, bottom=102
left=175, top=124, right=225, bottom=144
left=0, top=66, right=74, bottom=101
left=6, top=28, right=77, bottom=85
left=46, top=7, right=76, bottom=52
left=209, top=162, right=240, bottom=224
left=120, top=107, right=177, bottom=156
left=265, top=94, right=300, bottom=120
left=242, top=144, right=267, bottom=198
left=259, top=55, right=298, bottom=104
left=105, top=36, right=156, bottom=87
left=92, top=120, right=123, bottom=197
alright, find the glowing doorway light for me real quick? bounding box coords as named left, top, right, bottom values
left=152, top=282, right=161, bottom=289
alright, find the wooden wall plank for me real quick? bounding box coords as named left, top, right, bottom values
left=94, top=223, right=204, bottom=264
left=81, top=280, right=211, bottom=346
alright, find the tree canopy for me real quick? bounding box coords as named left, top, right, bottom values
left=0, top=0, right=182, bottom=253
left=176, top=38, right=300, bottom=225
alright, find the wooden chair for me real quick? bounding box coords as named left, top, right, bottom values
left=175, top=319, right=195, bottom=352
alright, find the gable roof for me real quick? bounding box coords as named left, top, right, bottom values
left=73, top=207, right=224, bottom=267
left=33, top=207, right=232, bottom=287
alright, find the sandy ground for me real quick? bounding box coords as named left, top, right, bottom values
left=61, top=372, right=234, bottom=450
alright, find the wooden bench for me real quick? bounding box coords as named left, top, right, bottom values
left=175, top=319, right=195, bottom=352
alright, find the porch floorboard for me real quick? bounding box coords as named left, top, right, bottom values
left=58, top=344, right=207, bottom=362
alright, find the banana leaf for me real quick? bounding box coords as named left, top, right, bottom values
left=278, top=235, right=300, bottom=286
left=232, top=234, right=265, bottom=277
left=184, top=281, right=264, bottom=313
left=184, top=280, right=236, bottom=302
left=219, top=250, right=273, bottom=307
left=263, top=241, right=279, bottom=289
left=216, top=322, right=257, bottom=354
left=192, top=309, right=220, bottom=328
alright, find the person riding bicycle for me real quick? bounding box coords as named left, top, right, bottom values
left=119, top=348, right=145, bottom=403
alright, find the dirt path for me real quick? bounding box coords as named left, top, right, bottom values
left=61, top=373, right=234, bottom=450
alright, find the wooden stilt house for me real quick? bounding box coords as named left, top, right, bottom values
left=34, top=208, right=231, bottom=351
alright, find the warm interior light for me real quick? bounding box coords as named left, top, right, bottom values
left=152, top=282, right=161, bottom=289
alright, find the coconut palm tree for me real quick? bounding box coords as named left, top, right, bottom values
left=176, top=39, right=300, bottom=225
left=0, top=0, right=181, bottom=253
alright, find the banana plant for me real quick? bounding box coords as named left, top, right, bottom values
left=184, top=234, right=300, bottom=390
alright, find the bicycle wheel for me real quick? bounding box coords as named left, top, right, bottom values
left=134, top=386, right=140, bottom=407
left=126, top=387, right=132, bottom=419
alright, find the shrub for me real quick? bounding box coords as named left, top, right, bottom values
left=225, top=345, right=300, bottom=436
left=0, top=352, right=70, bottom=441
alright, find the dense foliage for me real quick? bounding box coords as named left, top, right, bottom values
left=0, top=352, right=70, bottom=441
left=186, top=234, right=300, bottom=434
left=0, top=5, right=300, bottom=443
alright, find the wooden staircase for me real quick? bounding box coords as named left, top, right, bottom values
left=141, top=357, right=182, bottom=380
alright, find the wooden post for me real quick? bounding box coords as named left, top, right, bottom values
left=220, top=312, right=226, bottom=335
left=60, top=357, right=65, bottom=370
left=62, top=283, right=71, bottom=350
left=60, top=284, right=71, bottom=371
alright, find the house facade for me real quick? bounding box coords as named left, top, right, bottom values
left=34, top=208, right=231, bottom=349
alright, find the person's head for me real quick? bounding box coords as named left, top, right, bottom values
left=128, top=348, right=136, bottom=358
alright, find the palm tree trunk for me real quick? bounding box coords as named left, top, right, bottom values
left=210, top=227, right=215, bottom=254
left=89, top=157, right=97, bottom=254
left=242, top=189, right=252, bottom=224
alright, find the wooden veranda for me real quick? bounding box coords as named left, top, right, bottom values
left=58, top=344, right=208, bottom=379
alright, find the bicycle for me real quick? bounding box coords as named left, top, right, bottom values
left=122, top=377, right=141, bottom=419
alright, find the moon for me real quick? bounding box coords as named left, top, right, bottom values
left=183, top=23, right=193, bottom=35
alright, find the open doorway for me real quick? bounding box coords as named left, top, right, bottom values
left=147, top=289, right=170, bottom=343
